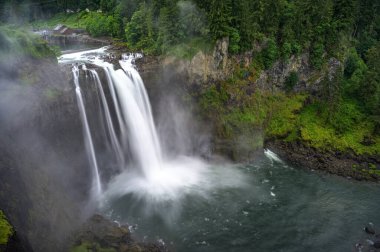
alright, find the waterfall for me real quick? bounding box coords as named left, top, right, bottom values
left=63, top=49, right=165, bottom=190
left=88, top=69, right=125, bottom=169
left=59, top=47, right=211, bottom=203
left=101, top=62, right=163, bottom=179
left=72, top=64, right=102, bottom=196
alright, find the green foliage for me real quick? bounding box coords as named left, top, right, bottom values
left=208, top=0, right=232, bottom=39
left=284, top=71, right=299, bottom=92
left=0, top=25, right=56, bottom=60
left=299, top=103, right=379, bottom=155
left=342, top=49, right=367, bottom=100
left=344, top=49, right=362, bottom=78
left=266, top=94, right=307, bottom=137
left=71, top=241, right=116, bottom=252
left=32, top=11, right=124, bottom=39
left=0, top=210, right=13, bottom=245
left=281, top=42, right=292, bottom=61
left=264, top=96, right=379, bottom=155
left=199, top=84, right=228, bottom=114
left=262, top=38, right=279, bottom=69
left=359, top=42, right=380, bottom=116
left=330, top=101, right=364, bottom=134
left=310, top=40, right=325, bottom=69
left=178, top=0, right=208, bottom=38
left=83, top=11, right=124, bottom=38
left=2, top=0, right=379, bottom=158
left=31, top=12, right=87, bottom=29
left=157, top=4, right=180, bottom=53
left=167, top=37, right=213, bottom=60
left=199, top=73, right=379, bottom=156
left=125, top=3, right=155, bottom=50
left=228, top=27, right=240, bottom=54
left=100, top=0, right=117, bottom=13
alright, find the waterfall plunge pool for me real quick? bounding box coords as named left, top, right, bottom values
left=102, top=153, right=380, bottom=252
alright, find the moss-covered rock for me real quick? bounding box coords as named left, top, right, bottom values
left=70, top=215, right=164, bottom=252
left=0, top=210, right=13, bottom=246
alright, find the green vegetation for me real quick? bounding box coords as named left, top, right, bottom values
left=2, top=0, right=378, bottom=61
left=0, top=210, right=13, bottom=245
left=167, top=37, right=213, bottom=60
left=71, top=241, right=116, bottom=252
left=198, top=57, right=379, bottom=156
left=0, top=26, right=56, bottom=60
left=31, top=11, right=124, bottom=39
left=284, top=72, right=299, bottom=92
left=0, top=0, right=379, bottom=157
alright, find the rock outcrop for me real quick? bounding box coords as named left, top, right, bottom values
left=265, top=140, right=380, bottom=181
left=71, top=215, right=165, bottom=252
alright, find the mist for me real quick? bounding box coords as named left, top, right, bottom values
left=0, top=30, right=98, bottom=251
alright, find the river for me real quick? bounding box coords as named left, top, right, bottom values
left=104, top=153, right=380, bottom=252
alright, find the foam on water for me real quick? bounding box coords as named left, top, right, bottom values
left=264, top=149, right=283, bottom=163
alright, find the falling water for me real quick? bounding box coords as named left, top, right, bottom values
left=60, top=48, right=166, bottom=190
left=72, top=64, right=102, bottom=196
left=59, top=47, right=245, bottom=207
left=88, top=69, right=125, bottom=168
left=101, top=61, right=163, bottom=179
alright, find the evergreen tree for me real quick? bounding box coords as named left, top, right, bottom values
left=157, top=1, right=180, bottom=53
left=208, top=0, right=232, bottom=39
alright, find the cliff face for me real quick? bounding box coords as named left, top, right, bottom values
left=135, top=39, right=378, bottom=181
left=159, top=38, right=342, bottom=94
left=255, top=55, right=342, bottom=92
left=0, top=50, right=97, bottom=251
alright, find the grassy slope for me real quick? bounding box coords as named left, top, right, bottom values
left=0, top=25, right=56, bottom=60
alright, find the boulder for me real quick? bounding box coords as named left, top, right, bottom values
left=374, top=240, right=380, bottom=249
left=365, top=223, right=376, bottom=235
left=72, top=214, right=165, bottom=252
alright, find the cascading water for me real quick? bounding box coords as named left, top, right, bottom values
left=104, top=59, right=164, bottom=178
left=88, top=69, right=125, bottom=169
left=72, top=64, right=102, bottom=196
left=59, top=47, right=246, bottom=212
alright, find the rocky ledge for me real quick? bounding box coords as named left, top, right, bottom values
left=265, top=140, right=380, bottom=182
left=70, top=214, right=166, bottom=252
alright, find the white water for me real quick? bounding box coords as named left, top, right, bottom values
left=72, top=65, right=102, bottom=196
left=89, top=69, right=125, bottom=168
left=264, top=149, right=283, bottom=163
left=59, top=47, right=247, bottom=211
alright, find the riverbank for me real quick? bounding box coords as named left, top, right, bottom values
left=265, top=140, right=380, bottom=181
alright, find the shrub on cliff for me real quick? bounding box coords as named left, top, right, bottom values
left=0, top=25, right=56, bottom=60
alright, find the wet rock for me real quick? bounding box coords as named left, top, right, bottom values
left=355, top=243, right=363, bottom=251
left=367, top=239, right=375, bottom=246
left=72, top=214, right=165, bottom=252
left=374, top=240, right=380, bottom=249
left=265, top=140, right=380, bottom=182
left=365, top=223, right=376, bottom=235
